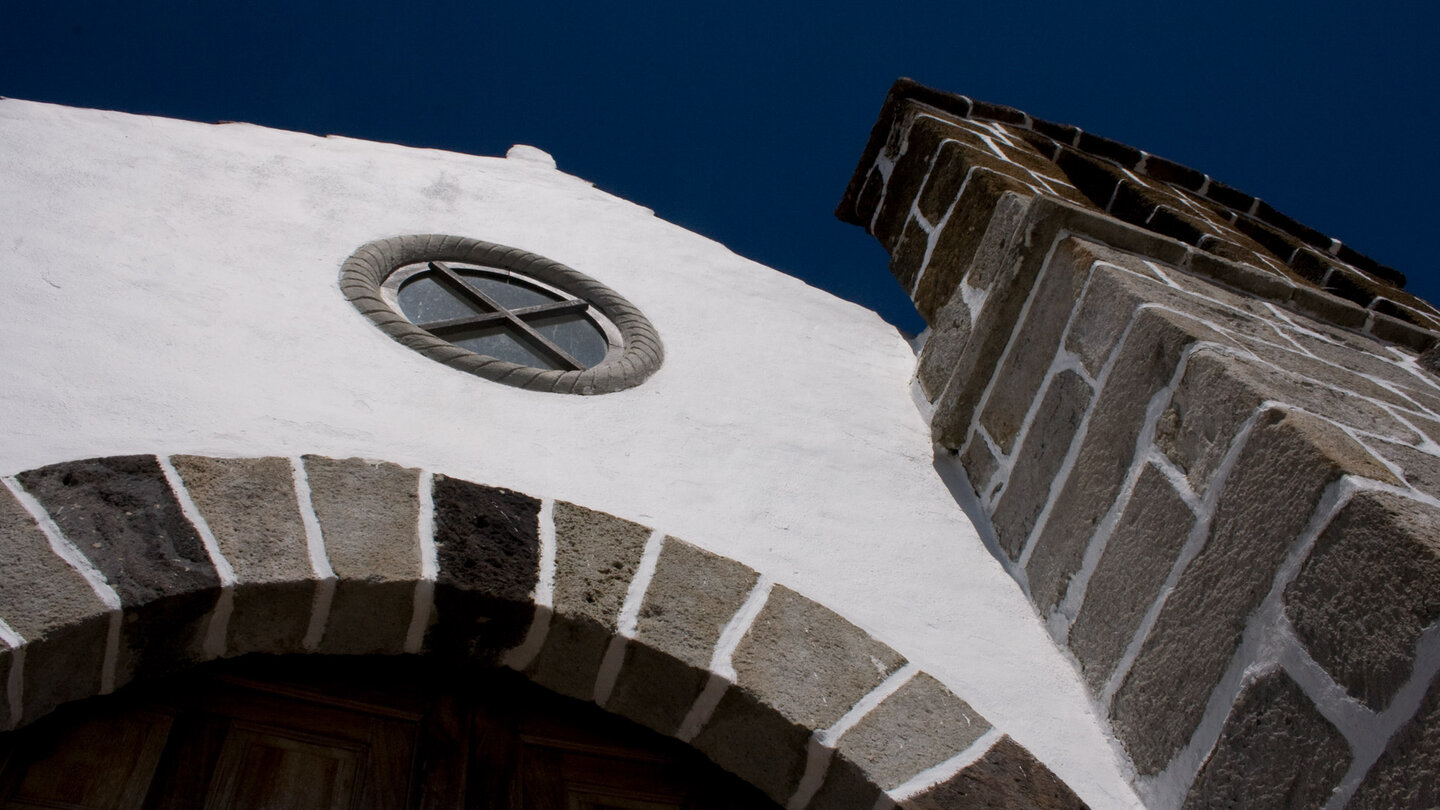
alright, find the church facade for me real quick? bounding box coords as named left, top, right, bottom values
left=0, top=80, right=1436, bottom=808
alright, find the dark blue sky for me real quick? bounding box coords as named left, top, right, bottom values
left=4, top=2, right=1434, bottom=334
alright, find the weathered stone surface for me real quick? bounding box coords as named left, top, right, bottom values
left=979, top=238, right=1112, bottom=455
left=904, top=736, right=1087, bottom=810
left=302, top=455, right=421, bottom=656
left=526, top=501, right=649, bottom=701
left=915, top=191, right=1029, bottom=402
left=17, top=455, right=219, bottom=685
left=729, top=585, right=907, bottom=731
left=691, top=686, right=813, bottom=803
left=960, top=431, right=999, bottom=501
left=927, top=199, right=1186, bottom=448
left=428, top=476, right=539, bottom=661
left=171, top=455, right=312, bottom=654
left=1183, top=670, right=1349, bottom=810
left=890, top=216, right=931, bottom=294
left=871, top=111, right=957, bottom=250
left=1112, top=409, right=1394, bottom=774
left=1367, top=438, right=1440, bottom=500
left=808, top=756, right=883, bottom=810
left=1156, top=347, right=1416, bottom=502
left=1068, top=464, right=1195, bottom=693
left=1350, top=668, right=1440, bottom=808
left=693, top=586, right=906, bottom=802
left=0, top=488, right=111, bottom=726
left=991, top=370, right=1092, bottom=560
left=1027, top=308, right=1228, bottom=615
left=1236, top=333, right=1425, bottom=412
left=835, top=672, right=991, bottom=790
left=607, top=539, right=757, bottom=734
left=913, top=167, right=1034, bottom=322
left=1285, top=491, right=1440, bottom=711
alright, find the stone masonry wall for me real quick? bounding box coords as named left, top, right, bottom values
left=841, top=80, right=1440, bottom=809
left=0, top=453, right=1088, bottom=810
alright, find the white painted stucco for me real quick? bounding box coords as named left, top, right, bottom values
left=0, top=99, right=1140, bottom=808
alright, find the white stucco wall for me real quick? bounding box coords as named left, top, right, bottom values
left=0, top=99, right=1140, bottom=808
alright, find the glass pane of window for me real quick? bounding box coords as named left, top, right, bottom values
left=533, top=314, right=609, bottom=368
left=458, top=272, right=559, bottom=310
left=450, top=325, right=559, bottom=370
left=397, top=275, right=484, bottom=324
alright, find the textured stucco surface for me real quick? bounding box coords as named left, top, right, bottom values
left=0, top=99, right=1140, bottom=808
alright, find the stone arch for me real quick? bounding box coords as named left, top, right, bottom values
left=0, top=453, right=1085, bottom=809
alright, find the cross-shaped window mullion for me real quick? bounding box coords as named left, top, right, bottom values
left=428, top=261, right=588, bottom=371
left=417, top=299, right=589, bottom=335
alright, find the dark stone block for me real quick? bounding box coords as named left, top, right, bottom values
left=427, top=476, right=540, bottom=660
left=16, top=456, right=219, bottom=605
left=1336, top=243, right=1406, bottom=287
left=968, top=99, right=1028, bottom=126
left=527, top=614, right=612, bottom=701
left=1202, top=179, right=1254, bottom=212
left=1030, top=118, right=1079, bottom=144
left=1054, top=148, right=1121, bottom=210
left=913, top=173, right=1031, bottom=324
left=1289, top=286, right=1368, bottom=330
left=1285, top=491, right=1440, bottom=711
left=16, top=456, right=220, bottom=683
left=1183, top=670, right=1349, bottom=810
left=1077, top=131, right=1143, bottom=168
left=1112, top=409, right=1393, bottom=774
left=1233, top=215, right=1303, bottom=264
left=1254, top=200, right=1330, bottom=251
left=889, top=215, right=930, bottom=294
left=905, top=736, right=1087, bottom=810
left=1145, top=206, right=1209, bottom=246
left=1143, top=155, right=1206, bottom=191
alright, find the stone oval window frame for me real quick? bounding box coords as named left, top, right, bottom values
left=341, top=235, right=662, bottom=394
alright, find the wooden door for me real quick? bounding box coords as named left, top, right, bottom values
left=0, top=657, right=777, bottom=810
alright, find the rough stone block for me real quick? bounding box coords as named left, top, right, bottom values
left=1367, top=438, right=1440, bottom=501
left=872, top=112, right=959, bottom=250
left=691, top=687, right=814, bottom=804
left=1288, top=286, right=1368, bottom=330
left=16, top=455, right=220, bottom=685
left=302, top=455, right=421, bottom=655
left=808, top=756, right=884, bottom=810
left=1112, top=409, right=1395, bottom=775
left=890, top=215, right=931, bottom=294
left=913, top=167, right=1034, bottom=321
left=692, top=586, right=906, bottom=801
left=926, top=199, right=1186, bottom=448
left=1068, top=464, right=1196, bottom=693
left=171, top=455, right=313, bottom=654
left=991, top=369, right=1093, bottom=560
left=914, top=192, right=1027, bottom=402
left=959, top=432, right=999, bottom=500
left=1155, top=348, right=1417, bottom=503
left=834, top=672, right=991, bottom=791
left=903, top=736, right=1087, bottom=810
left=526, top=501, right=650, bottom=701
left=1027, top=308, right=1229, bottom=615
left=728, top=585, right=907, bottom=732
left=1350, top=668, right=1440, bottom=808
left=1236, top=334, right=1424, bottom=412
left=1285, top=491, right=1440, bottom=711
left=0, top=488, right=111, bottom=725
left=427, top=476, right=539, bottom=661
left=1183, top=670, right=1349, bottom=810
left=979, top=238, right=1112, bottom=455
left=607, top=539, right=757, bottom=734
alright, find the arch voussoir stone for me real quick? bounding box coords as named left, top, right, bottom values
left=0, top=452, right=1090, bottom=809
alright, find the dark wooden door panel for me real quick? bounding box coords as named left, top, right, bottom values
left=0, top=658, right=781, bottom=810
